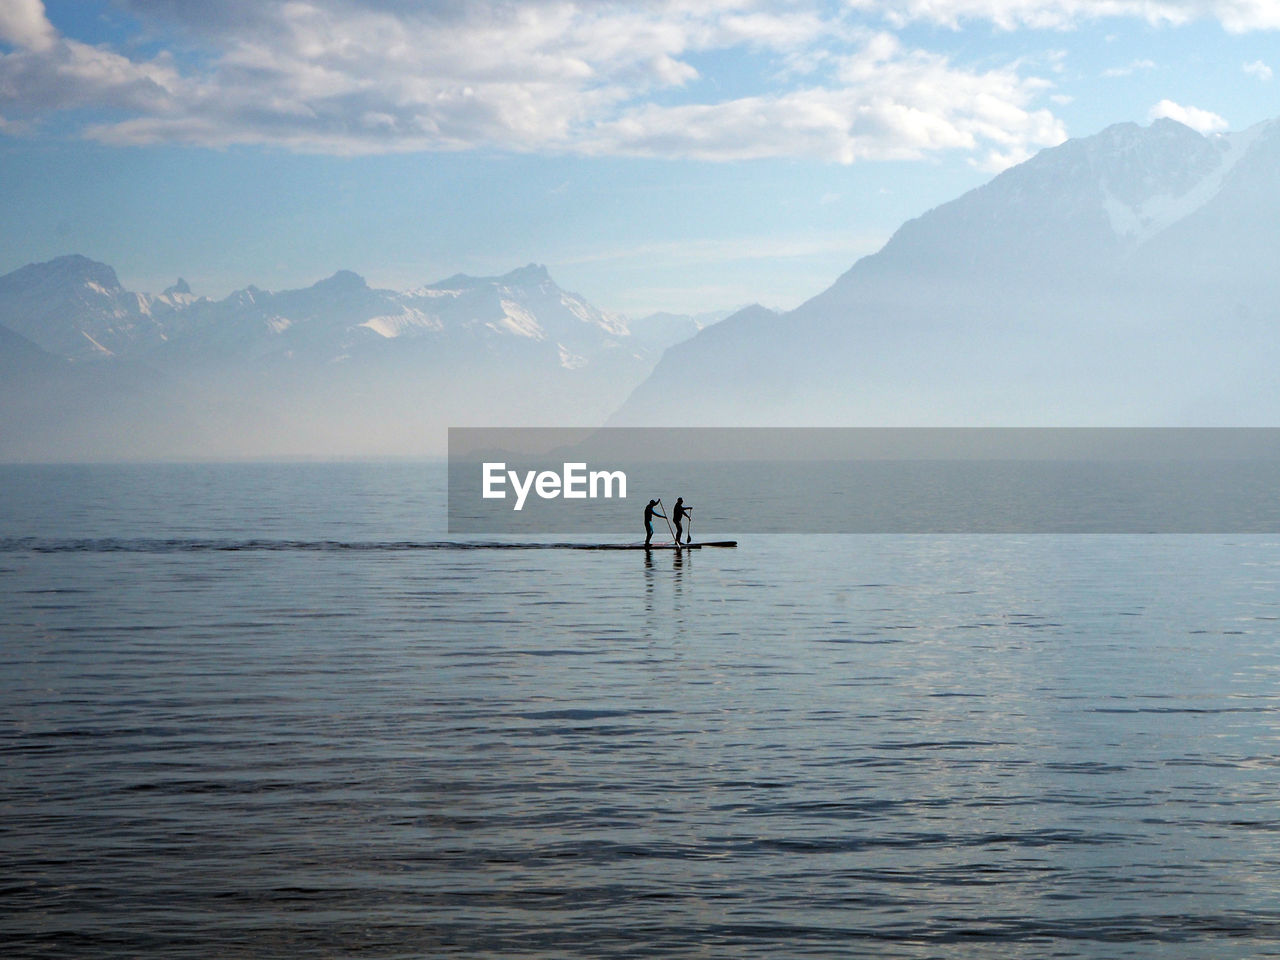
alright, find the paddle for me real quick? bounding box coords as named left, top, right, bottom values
left=657, top=498, right=678, bottom=546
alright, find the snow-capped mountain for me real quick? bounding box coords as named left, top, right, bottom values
left=612, top=116, right=1280, bottom=426
left=11, top=113, right=1275, bottom=458
left=0, top=259, right=671, bottom=458
left=0, top=258, right=635, bottom=369
left=0, top=254, right=195, bottom=360
left=1090, top=119, right=1261, bottom=247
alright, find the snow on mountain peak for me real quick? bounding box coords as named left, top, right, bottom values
left=558, top=343, right=588, bottom=369
left=559, top=292, right=629, bottom=336
left=359, top=306, right=443, bottom=339
left=0, top=254, right=149, bottom=359
left=0, top=255, right=669, bottom=376
left=1089, top=118, right=1266, bottom=246
left=492, top=299, right=545, bottom=339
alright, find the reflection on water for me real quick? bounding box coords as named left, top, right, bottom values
left=3, top=464, right=1280, bottom=958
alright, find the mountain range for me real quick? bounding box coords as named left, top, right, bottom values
left=5, top=113, right=1278, bottom=460
left=0, top=258, right=723, bottom=459
left=612, top=116, right=1280, bottom=426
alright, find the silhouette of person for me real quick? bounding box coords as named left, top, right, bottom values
left=672, top=497, right=691, bottom=544
left=644, top=499, right=666, bottom=547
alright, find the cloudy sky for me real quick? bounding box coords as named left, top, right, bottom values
left=1, top=0, right=1277, bottom=315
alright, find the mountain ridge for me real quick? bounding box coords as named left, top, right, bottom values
left=610, top=115, right=1280, bottom=427
left=9, top=112, right=1276, bottom=457
left=0, top=255, right=719, bottom=459
left=0, top=256, right=640, bottom=364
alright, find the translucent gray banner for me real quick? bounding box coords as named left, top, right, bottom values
left=448, top=428, right=1280, bottom=534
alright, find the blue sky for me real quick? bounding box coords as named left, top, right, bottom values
left=1, top=0, right=1277, bottom=316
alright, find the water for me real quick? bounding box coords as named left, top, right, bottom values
left=3, top=463, right=1280, bottom=958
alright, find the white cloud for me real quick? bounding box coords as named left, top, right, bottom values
left=588, top=33, right=1064, bottom=169
left=1148, top=98, right=1228, bottom=133
left=1243, top=59, right=1272, bottom=80
left=845, top=0, right=1280, bottom=31
left=0, top=39, right=181, bottom=119
left=4, top=0, right=1066, bottom=167
left=0, top=0, right=55, bottom=51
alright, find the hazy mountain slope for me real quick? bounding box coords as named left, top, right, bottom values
left=0, top=322, right=60, bottom=373
left=611, top=117, right=1280, bottom=427
left=0, top=321, right=181, bottom=461
left=608, top=304, right=783, bottom=423
left=0, top=260, right=653, bottom=459
left=0, top=255, right=165, bottom=359
left=1126, top=119, right=1280, bottom=302
left=627, top=309, right=732, bottom=353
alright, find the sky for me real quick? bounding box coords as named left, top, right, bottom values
left=1, top=0, right=1278, bottom=317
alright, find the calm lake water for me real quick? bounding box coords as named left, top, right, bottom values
left=3, top=462, right=1280, bottom=958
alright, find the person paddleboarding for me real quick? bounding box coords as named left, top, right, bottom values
left=644, top=499, right=666, bottom=547
left=672, top=497, right=692, bottom=544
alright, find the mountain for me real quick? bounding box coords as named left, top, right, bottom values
left=0, top=254, right=177, bottom=360
left=0, top=322, right=60, bottom=373
left=14, top=113, right=1268, bottom=458
left=0, top=259, right=657, bottom=459
left=611, top=116, right=1280, bottom=426
left=627, top=308, right=735, bottom=353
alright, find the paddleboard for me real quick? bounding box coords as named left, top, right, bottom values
left=579, top=541, right=737, bottom=550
